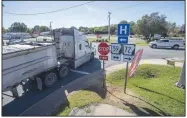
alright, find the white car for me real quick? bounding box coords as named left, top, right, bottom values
left=149, top=39, right=185, bottom=49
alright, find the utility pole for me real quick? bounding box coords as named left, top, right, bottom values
left=50, top=21, right=53, bottom=38
left=108, top=12, right=111, bottom=42
left=50, top=21, right=53, bottom=31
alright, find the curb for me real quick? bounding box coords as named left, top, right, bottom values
left=106, top=59, right=184, bottom=74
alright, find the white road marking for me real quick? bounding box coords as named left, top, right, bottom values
left=70, top=69, right=90, bottom=75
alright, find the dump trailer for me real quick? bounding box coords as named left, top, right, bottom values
left=2, top=28, right=95, bottom=98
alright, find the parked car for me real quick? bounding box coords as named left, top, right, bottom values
left=149, top=39, right=185, bottom=49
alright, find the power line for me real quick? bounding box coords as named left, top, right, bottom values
left=112, top=2, right=149, bottom=13
left=4, top=1, right=94, bottom=16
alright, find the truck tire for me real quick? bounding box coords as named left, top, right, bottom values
left=58, top=66, right=69, bottom=79
left=152, top=44, right=157, bottom=49
left=43, top=72, right=57, bottom=88
left=173, top=45, right=179, bottom=50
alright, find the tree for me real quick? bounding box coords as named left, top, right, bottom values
left=8, top=22, right=28, bottom=32
left=26, top=28, right=33, bottom=34
left=70, top=26, right=77, bottom=30
left=33, top=25, right=40, bottom=33
left=136, top=12, right=168, bottom=40
left=119, top=20, right=128, bottom=24
left=2, top=27, right=7, bottom=33
left=40, top=26, right=50, bottom=32
left=80, top=29, right=85, bottom=32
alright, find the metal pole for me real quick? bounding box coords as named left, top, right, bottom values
left=124, top=62, right=129, bottom=94
left=103, top=60, right=105, bottom=71
left=108, top=12, right=111, bottom=42
left=50, top=21, right=53, bottom=40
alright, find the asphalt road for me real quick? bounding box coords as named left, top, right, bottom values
left=2, top=44, right=185, bottom=116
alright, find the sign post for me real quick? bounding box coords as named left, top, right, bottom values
left=124, top=62, right=129, bottom=93
left=117, top=24, right=131, bottom=94
left=98, top=42, right=109, bottom=93
left=111, top=24, right=137, bottom=94
left=98, top=42, right=110, bottom=70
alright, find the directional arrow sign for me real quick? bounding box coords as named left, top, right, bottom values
left=111, top=54, right=121, bottom=61
left=123, top=55, right=134, bottom=62
left=118, top=36, right=128, bottom=44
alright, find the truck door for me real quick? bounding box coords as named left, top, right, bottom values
left=163, top=40, right=170, bottom=47
left=85, top=41, right=91, bottom=54
left=77, top=41, right=85, bottom=58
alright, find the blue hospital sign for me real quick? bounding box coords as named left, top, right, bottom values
left=117, top=24, right=130, bottom=37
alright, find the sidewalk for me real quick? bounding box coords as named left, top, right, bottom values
left=69, top=104, right=136, bottom=116
left=106, top=58, right=184, bottom=74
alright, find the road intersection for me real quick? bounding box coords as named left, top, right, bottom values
left=2, top=44, right=185, bottom=116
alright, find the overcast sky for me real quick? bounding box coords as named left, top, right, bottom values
left=3, top=1, right=185, bottom=29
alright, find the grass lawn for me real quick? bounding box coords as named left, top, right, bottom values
left=58, top=90, right=102, bottom=116
left=106, top=64, right=185, bottom=116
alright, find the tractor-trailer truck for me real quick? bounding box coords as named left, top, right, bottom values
left=2, top=28, right=95, bottom=98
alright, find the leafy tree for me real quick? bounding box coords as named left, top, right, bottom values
left=8, top=22, right=28, bottom=32
left=33, top=25, right=40, bottom=33
left=2, top=27, right=7, bottom=33
left=119, top=20, right=128, bottom=24
left=40, top=26, right=50, bottom=32
left=136, top=12, right=168, bottom=40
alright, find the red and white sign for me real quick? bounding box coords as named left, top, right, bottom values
left=98, top=42, right=110, bottom=55
left=99, top=55, right=108, bottom=60
left=128, top=49, right=143, bottom=78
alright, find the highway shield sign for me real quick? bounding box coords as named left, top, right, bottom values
left=111, top=43, right=122, bottom=54
left=123, top=44, right=136, bottom=56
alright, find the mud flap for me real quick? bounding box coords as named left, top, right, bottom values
left=11, top=87, right=19, bottom=98
left=36, top=77, right=43, bottom=91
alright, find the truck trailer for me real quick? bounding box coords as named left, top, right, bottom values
left=2, top=28, right=95, bottom=98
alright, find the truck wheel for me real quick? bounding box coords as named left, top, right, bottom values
left=152, top=44, right=157, bottom=49
left=173, top=45, right=179, bottom=50
left=43, top=72, right=57, bottom=88
left=59, top=66, right=69, bottom=79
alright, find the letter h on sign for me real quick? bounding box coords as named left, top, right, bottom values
left=117, top=24, right=130, bottom=37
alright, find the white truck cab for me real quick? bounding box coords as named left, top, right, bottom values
left=149, top=39, right=185, bottom=49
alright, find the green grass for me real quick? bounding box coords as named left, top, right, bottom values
left=106, top=64, right=185, bottom=116
left=135, top=41, right=148, bottom=46
left=58, top=90, right=102, bottom=116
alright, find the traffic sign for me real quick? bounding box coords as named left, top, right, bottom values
left=123, top=44, right=135, bottom=56
left=128, top=49, right=143, bottom=78
left=118, top=36, right=128, bottom=44
left=111, top=54, right=121, bottom=61
left=98, top=42, right=110, bottom=55
left=123, top=55, right=134, bottom=62
left=111, top=43, right=122, bottom=54
left=117, top=24, right=130, bottom=37
left=99, top=55, right=108, bottom=60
